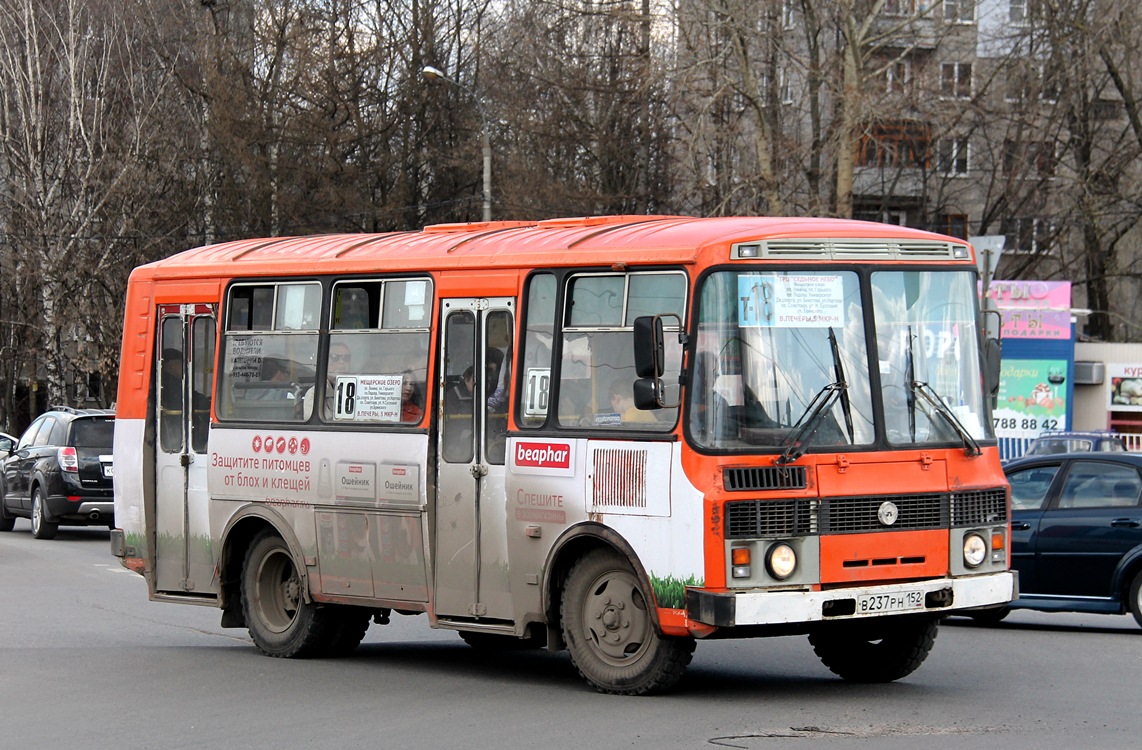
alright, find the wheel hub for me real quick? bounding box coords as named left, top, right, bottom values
left=585, top=575, right=649, bottom=660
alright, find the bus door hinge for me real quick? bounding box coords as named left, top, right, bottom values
left=470, top=464, right=489, bottom=479
left=835, top=455, right=849, bottom=473
left=919, top=453, right=933, bottom=470
left=468, top=603, right=487, bottom=617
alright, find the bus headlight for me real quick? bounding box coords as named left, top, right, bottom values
left=766, top=543, right=797, bottom=580
left=963, top=533, right=988, bottom=568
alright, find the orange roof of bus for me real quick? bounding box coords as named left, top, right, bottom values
left=130, top=215, right=970, bottom=281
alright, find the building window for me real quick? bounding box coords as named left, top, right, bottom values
left=941, top=63, right=973, bottom=98
left=782, top=0, right=796, bottom=29
left=883, top=0, right=915, bottom=16
left=1009, top=0, right=1038, bottom=25
left=1007, top=61, right=1059, bottom=102
left=937, top=214, right=969, bottom=239
left=944, top=0, right=975, bottom=23
left=1003, top=140, right=1056, bottom=177
left=780, top=69, right=793, bottom=104
left=938, top=138, right=969, bottom=175
left=855, top=209, right=908, bottom=226
left=887, top=60, right=912, bottom=94
left=857, top=121, right=932, bottom=169
left=1001, top=217, right=1052, bottom=254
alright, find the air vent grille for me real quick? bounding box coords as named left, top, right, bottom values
left=821, top=493, right=949, bottom=533
left=951, top=488, right=1008, bottom=525
left=724, top=466, right=808, bottom=491
left=733, top=239, right=965, bottom=261
left=725, top=499, right=817, bottom=538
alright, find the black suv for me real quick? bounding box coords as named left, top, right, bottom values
left=0, top=407, right=115, bottom=539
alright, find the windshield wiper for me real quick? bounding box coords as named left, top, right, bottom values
left=903, top=325, right=980, bottom=456
left=776, top=380, right=846, bottom=465
left=909, top=380, right=982, bottom=457
left=905, top=325, right=917, bottom=442
left=829, top=327, right=855, bottom=443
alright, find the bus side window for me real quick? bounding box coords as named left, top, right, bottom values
left=322, top=278, right=433, bottom=425
left=519, top=273, right=556, bottom=428
left=217, top=282, right=320, bottom=423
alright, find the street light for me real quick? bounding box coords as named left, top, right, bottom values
left=422, top=65, right=492, bottom=222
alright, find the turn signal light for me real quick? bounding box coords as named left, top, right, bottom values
left=731, top=547, right=751, bottom=579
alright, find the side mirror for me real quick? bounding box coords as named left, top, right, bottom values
left=984, top=337, right=1002, bottom=404
left=633, top=377, right=662, bottom=409
left=632, top=313, right=685, bottom=410
left=633, top=316, right=665, bottom=379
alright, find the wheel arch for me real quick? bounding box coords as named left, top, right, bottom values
left=541, top=522, right=663, bottom=642
left=217, top=505, right=311, bottom=628
left=1112, top=544, right=1142, bottom=607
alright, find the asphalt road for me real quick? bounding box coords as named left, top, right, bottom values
left=1, top=518, right=1139, bottom=750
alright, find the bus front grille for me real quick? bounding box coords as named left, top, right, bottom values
left=951, top=488, right=1008, bottom=525
left=821, top=493, right=948, bottom=533
left=724, top=499, right=817, bottom=538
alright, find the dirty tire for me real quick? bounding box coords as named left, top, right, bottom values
left=31, top=487, right=58, bottom=540
left=241, top=530, right=339, bottom=658
left=966, top=605, right=1010, bottom=625
left=561, top=549, right=695, bottom=695
left=1129, top=571, right=1142, bottom=630
left=809, top=616, right=939, bottom=683
left=322, top=606, right=372, bottom=657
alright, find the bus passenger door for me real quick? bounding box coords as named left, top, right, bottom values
left=154, top=305, right=216, bottom=595
left=435, top=298, right=514, bottom=621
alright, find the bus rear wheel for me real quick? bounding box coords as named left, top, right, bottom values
left=241, top=530, right=339, bottom=658
left=808, top=615, right=939, bottom=683
left=560, top=549, right=695, bottom=695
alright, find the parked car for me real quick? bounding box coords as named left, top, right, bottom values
left=0, top=432, right=14, bottom=454
left=0, top=407, right=115, bottom=539
left=1023, top=430, right=1127, bottom=456
left=967, top=452, right=1142, bottom=628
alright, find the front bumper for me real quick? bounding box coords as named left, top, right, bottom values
left=688, top=571, right=1016, bottom=628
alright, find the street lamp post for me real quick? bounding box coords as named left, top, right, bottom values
left=422, top=65, right=492, bottom=222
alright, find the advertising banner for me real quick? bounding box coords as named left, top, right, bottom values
left=1108, top=364, right=1142, bottom=413
left=983, top=280, right=1071, bottom=340
left=994, top=358, right=1068, bottom=439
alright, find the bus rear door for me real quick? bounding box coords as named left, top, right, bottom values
left=154, top=304, right=216, bottom=595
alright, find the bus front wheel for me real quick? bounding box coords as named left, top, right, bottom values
left=560, top=549, right=695, bottom=695
left=241, top=530, right=339, bottom=658
left=808, top=615, right=939, bottom=683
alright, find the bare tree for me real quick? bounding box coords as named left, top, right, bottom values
left=0, top=0, right=180, bottom=415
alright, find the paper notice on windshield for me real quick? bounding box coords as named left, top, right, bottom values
left=737, top=274, right=845, bottom=328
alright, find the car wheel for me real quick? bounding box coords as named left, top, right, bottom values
left=1129, top=571, right=1142, bottom=630
left=0, top=489, right=15, bottom=532
left=809, top=615, right=939, bottom=682
left=30, top=487, right=58, bottom=540
left=240, top=530, right=340, bottom=658
left=560, top=549, right=695, bottom=695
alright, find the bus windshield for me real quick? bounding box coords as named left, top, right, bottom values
left=872, top=270, right=991, bottom=448
left=689, top=268, right=993, bottom=453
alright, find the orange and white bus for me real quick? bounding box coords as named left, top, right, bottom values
left=112, top=215, right=1015, bottom=694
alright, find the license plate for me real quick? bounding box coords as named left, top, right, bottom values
left=102, top=464, right=114, bottom=478
left=856, top=590, right=924, bottom=614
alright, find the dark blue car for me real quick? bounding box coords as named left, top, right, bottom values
left=970, top=452, right=1142, bottom=628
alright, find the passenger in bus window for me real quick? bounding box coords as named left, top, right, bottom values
left=320, top=342, right=353, bottom=420
left=401, top=371, right=424, bottom=423
left=252, top=358, right=294, bottom=399
left=610, top=378, right=656, bottom=424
